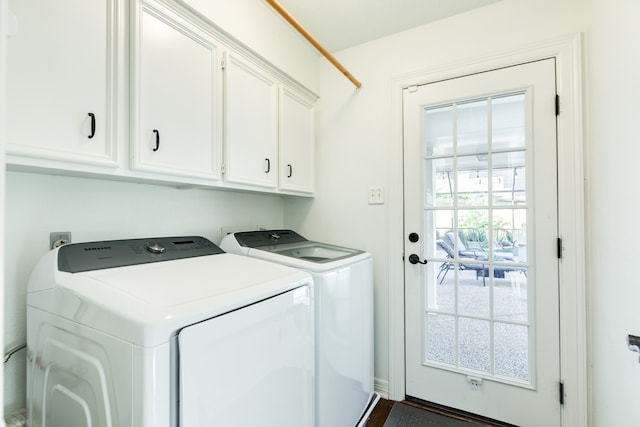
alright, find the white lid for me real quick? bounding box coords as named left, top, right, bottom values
left=28, top=250, right=312, bottom=346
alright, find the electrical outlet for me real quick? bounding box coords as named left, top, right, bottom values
left=50, top=232, right=71, bottom=249
left=368, top=187, right=384, bottom=205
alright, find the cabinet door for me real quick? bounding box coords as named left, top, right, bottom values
left=6, top=0, right=118, bottom=166
left=131, top=1, right=222, bottom=180
left=223, top=52, right=278, bottom=189
left=279, top=87, right=315, bottom=194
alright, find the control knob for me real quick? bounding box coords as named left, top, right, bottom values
left=145, top=241, right=166, bottom=254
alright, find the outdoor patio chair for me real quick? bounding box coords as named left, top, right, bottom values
left=436, top=239, right=486, bottom=284
left=444, top=231, right=515, bottom=261
left=444, top=232, right=483, bottom=258
left=436, top=239, right=526, bottom=286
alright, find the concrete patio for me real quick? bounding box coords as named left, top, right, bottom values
left=425, top=268, right=530, bottom=382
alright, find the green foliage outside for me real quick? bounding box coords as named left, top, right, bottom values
left=458, top=210, right=513, bottom=249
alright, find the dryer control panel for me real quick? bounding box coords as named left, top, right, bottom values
left=58, top=236, right=223, bottom=273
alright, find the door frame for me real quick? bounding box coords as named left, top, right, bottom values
left=387, top=34, right=586, bottom=426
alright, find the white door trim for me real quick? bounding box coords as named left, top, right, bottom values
left=387, top=34, right=586, bottom=426
left=0, top=0, right=9, bottom=421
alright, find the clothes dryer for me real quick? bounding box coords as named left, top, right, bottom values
left=27, top=236, right=314, bottom=427
left=220, top=229, right=379, bottom=427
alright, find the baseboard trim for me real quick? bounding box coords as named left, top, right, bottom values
left=374, top=378, right=390, bottom=400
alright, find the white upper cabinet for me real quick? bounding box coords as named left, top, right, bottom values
left=279, top=86, right=315, bottom=194
left=6, top=0, right=119, bottom=167
left=223, top=52, right=279, bottom=189
left=6, top=0, right=316, bottom=195
left=131, top=0, right=222, bottom=180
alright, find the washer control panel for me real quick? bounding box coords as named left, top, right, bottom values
left=58, top=236, right=223, bottom=273
left=234, top=229, right=308, bottom=247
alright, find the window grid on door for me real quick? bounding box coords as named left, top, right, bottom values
left=422, top=92, right=533, bottom=385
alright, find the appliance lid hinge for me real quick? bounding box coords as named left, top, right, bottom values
left=559, top=381, right=565, bottom=405
left=555, top=94, right=560, bottom=116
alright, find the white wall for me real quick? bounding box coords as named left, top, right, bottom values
left=586, top=0, right=640, bottom=425
left=3, top=0, right=319, bottom=415
left=287, top=0, right=640, bottom=424
left=286, top=0, right=588, bottom=395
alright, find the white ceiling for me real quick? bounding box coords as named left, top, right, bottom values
left=275, top=0, right=503, bottom=52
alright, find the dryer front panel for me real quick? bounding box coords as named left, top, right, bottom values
left=178, top=285, right=314, bottom=427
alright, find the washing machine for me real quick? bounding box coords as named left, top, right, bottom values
left=26, top=236, right=314, bottom=427
left=220, top=229, right=379, bottom=427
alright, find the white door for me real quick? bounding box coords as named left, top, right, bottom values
left=403, top=59, right=560, bottom=426
left=279, top=86, right=315, bottom=194
left=223, top=52, right=278, bottom=188
left=6, top=0, right=117, bottom=166
left=132, top=1, right=222, bottom=180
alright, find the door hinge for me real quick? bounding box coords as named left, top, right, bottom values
left=559, top=381, right=565, bottom=405
left=221, top=51, right=227, bottom=70
left=555, top=94, right=560, bottom=116
left=221, top=161, right=226, bottom=174
left=557, top=237, right=563, bottom=259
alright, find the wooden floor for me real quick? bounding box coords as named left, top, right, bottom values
left=364, top=398, right=395, bottom=427
left=364, top=398, right=514, bottom=427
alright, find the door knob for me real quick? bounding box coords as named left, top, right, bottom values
left=408, top=254, right=428, bottom=265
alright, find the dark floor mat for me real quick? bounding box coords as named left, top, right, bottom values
left=383, top=402, right=484, bottom=427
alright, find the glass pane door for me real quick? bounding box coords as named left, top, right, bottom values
left=424, top=93, right=531, bottom=384
left=403, top=58, right=560, bottom=426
